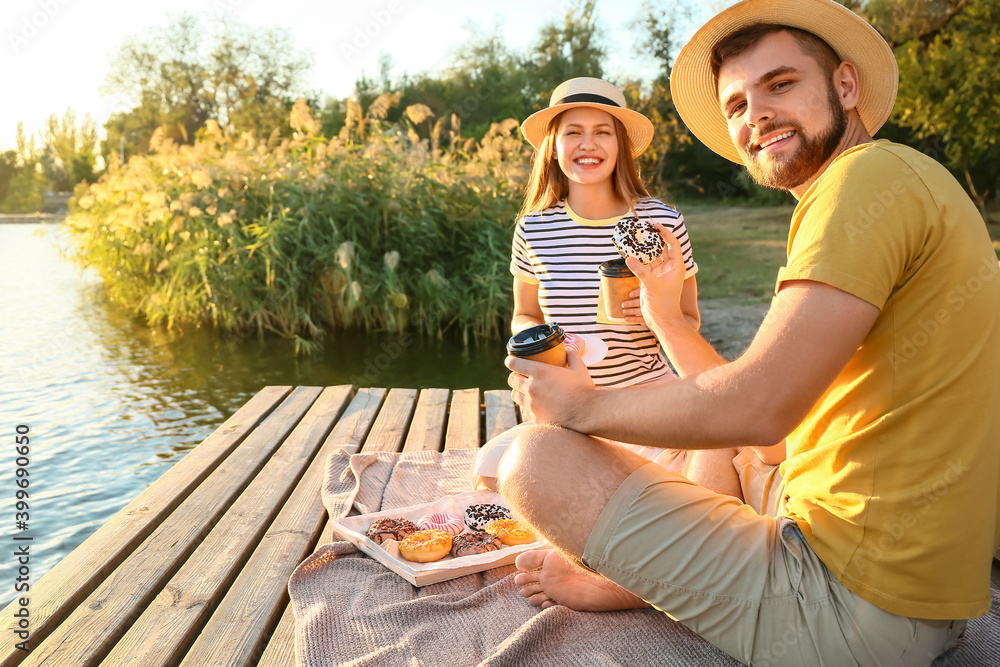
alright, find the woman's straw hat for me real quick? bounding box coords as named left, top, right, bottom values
left=521, top=77, right=655, bottom=158
left=670, top=0, right=898, bottom=163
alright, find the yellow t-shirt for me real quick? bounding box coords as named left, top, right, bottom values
left=776, top=140, right=1000, bottom=619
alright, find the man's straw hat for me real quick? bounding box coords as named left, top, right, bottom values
left=521, top=77, right=654, bottom=158
left=670, top=0, right=898, bottom=163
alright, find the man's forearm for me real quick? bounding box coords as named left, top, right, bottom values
left=570, top=360, right=774, bottom=451
left=549, top=282, right=878, bottom=454
left=568, top=314, right=751, bottom=448
left=651, top=314, right=727, bottom=379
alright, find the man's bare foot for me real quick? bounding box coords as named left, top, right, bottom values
left=513, top=549, right=650, bottom=611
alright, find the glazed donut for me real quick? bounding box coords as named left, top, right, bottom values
left=399, top=529, right=453, bottom=562
left=366, top=517, right=418, bottom=545
left=450, top=531, right=503, bottom=557
left=484, top=519, right=536, bottom=546
left=464, top=503, right=512, bottom=531
left=613, top=216, right=664, bottom=265
left=417, top=511, right=464, bottom=536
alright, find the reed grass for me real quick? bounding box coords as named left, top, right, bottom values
left=65, top=98, right=528, bottom=350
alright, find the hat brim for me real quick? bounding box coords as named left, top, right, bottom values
left=521, top=103, right=655, bottom=159
left=670, top=0, right=898, bottom=163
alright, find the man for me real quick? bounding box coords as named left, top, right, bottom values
left=498, top=0, right=1000, bottom=664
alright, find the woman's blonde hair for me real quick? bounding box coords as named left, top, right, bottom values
left=517, top=112, right=649, bottom=220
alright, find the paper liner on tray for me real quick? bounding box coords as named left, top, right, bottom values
left=331, top=489, right=546, bottom=587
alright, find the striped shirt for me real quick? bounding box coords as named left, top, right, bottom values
left=510, top=198, right=697, bottom=387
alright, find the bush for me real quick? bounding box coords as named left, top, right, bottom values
left=65, top=98, right=528, bottom=351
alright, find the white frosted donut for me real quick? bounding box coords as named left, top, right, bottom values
left=464, top=503, right=512, bottom=531
left=417, top=511, right=464, bottom=536
left=613, top=217, right=664, bottom=264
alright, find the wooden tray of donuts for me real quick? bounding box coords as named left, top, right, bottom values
left=331, top=490, right=547, bottom=587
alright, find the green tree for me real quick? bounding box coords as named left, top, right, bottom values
left=524, top=1, right=607, bottom=108
left=394, top=31, right=532, bottom=142
left=0, top=150, right=16, bottom=207
left=624, top=1, right=792, bottom=204
left=851, top=0, right=1000, bottom=219
left=0, top=123, right=47, bottom=213
left=433, top=30, right=532, bottom=140
left=336, top=2, right=608, bottom=150
left=40, top=108, right=100, bottom=192
left=626, top=1, right=700, bottom=198
left=102, top=13, right=312, bottom=160
left=207, top=18, right=311, bottom=134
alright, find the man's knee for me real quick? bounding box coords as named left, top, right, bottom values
left=496, top=422, right=574, bottom=493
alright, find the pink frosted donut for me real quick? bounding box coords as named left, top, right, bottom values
left=417, top=511, right=464, bottom=536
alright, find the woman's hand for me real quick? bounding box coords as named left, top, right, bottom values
left=621, top=224, right=688, bottom=331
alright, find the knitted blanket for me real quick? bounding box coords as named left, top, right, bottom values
left=288, top=449, right=1000, bottom=667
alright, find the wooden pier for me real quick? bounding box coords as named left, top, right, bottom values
left=0, top=386, right=518, bottom=666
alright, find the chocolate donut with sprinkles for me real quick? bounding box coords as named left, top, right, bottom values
left=464, top=503, right=512, bottom=531
left=613, top=216, right=665, bottom=264
left=366, top=517, right=418, bottom=545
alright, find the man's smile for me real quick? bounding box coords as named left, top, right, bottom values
left=753, top=129, right=797, bottom=153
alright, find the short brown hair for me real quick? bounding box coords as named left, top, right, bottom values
left=710, top=24, right=842, bottom=90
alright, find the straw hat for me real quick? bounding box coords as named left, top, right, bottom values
left=521, top=77, right=655, bottom=158
left=670, top=0, right=898, bottom=163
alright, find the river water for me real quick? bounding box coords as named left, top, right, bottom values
left=0, top=222, right=509, bottom=607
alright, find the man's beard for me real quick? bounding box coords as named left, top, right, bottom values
left=743, top=85, right=848, bottom=191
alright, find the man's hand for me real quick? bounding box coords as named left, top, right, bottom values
left=506, top=348, right=596, bottom=428
left=621, top=225, right=688, bottom=333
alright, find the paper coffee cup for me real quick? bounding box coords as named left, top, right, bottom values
left=599, top=259, right=640, bottom=323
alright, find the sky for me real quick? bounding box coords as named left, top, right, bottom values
left=0, top=0, right=730, bottom=151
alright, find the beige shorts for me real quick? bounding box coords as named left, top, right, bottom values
left=581, top=460, right=966, bottom=666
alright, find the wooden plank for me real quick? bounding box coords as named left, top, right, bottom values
left=178, top=385, right=356, bottom=666
left=484, top=390, right=518, bottom=441
left=319, top=519, right=337, bottom=544
left=326, top=387, right=386, bottom=453
left=445, top=388, right=481, bottom=450
left=0, top=385, right=293, bottom=667
left=361, top=388, right=418, bottom=452
left=309, top=387, right=392, bottom=541
left=402, top=388, right=449, bottom=452
left=228, top=386, right=395, bottom=664
left=256, top=603, right=296, bottom=667
left=17, top=387, right=323, bottom=667
left=260, top=385, right=438, bottom=663
left=102, top=386, right=353, bottom=667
